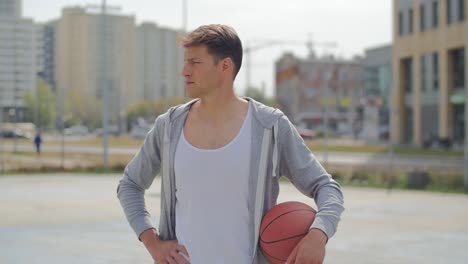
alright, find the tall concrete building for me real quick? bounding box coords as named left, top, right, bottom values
left=55, top=7, right=137, bottom=128
left=275, top=53, right=364, bottom=133
left=0, top=0, right=36, bottom=120
left=35, top=21, right=56, bottom=92
left=0, top=0, right=21, bottom=18
left=136, top=22, right=185, bottom=102
left=392, top=0, right=467, bottom=146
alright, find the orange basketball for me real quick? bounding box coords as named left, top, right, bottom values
left=259, top=201, right=316, bottom=264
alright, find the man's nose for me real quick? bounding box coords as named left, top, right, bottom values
left=181, top=64, right=190, bottom=77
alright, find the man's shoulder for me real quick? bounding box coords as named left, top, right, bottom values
left=248, top=98, right=286, bottom=129
left=156, top=99, right=198, bottom=124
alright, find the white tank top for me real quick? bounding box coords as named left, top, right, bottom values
left=174, top=104, right=252, bottom=264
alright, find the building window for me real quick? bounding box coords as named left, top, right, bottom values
left=459, top=0, right=465, bottom=21
left=447, top=0, right=452, bottom=24
left=432, top=1, right=439, bottom=28
left=446, top=0, right=464, bottom=23
left=421, top=55, right=427, bottom=91
left=409, top=8, right=414, bottom=33
left=399, top=11, right=404, bottom=35
left=420, top=4, right=426, bottom=31
left=433, top=52, right=439, bottom=90
left=402, top=58, right=413, bottom=94
left=451, top=48, right=465, bottom=90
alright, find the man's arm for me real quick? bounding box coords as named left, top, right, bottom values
left=277, top=116, right=344, bottom=263
left=117, top=116, right=164, bottom=239
left=277, top=115, right=344, bottom=239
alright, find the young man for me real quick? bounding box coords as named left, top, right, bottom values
left=118, top=24, right=344, bottom=264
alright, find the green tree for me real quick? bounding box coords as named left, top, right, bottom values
left=65, top=89, right=102, bottom=129
left=126, top=100, right=164, bottom=124
left=244, top=86, right=277, bottom=107
left=23, top=79, right=57, bottom=130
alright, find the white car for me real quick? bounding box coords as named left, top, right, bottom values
left=64, top=125, right=89, bottom=136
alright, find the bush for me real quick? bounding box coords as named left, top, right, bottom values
left=407, top=170, right=431, bottom=189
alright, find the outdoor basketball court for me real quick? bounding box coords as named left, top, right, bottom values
left=1, top=174, right=467, bottom=264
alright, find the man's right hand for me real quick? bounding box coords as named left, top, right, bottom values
left=140, top=229, right=190, bottom=264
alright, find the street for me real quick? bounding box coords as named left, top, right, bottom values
left=1, top=174, right=467, bottom=263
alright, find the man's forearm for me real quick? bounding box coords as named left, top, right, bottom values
left=140, top=228, right=162, bottom=247
left=140, top=228, right=164, bottom=261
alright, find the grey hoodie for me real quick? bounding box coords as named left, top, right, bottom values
left=117, top=98, right=344, bottom=263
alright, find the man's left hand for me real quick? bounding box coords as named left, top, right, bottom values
left=285, top=228, right=327, bottom=264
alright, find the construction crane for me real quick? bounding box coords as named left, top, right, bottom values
left=243, top=35, right=337, bottom=90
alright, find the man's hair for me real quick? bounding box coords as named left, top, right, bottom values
left=182, top=24, right=243, bottom=79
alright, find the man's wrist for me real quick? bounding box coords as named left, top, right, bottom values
left=308, top=228, right=328, bottom=245
left=140, top=228, right=161, bottom=247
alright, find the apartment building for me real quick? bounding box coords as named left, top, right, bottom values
left=0, top=0, right=36, bottom=120
left=392, top=0, right=467, bottom=146
left=55, top=6, right=137, bottom=127
left=136, top=22, right=185, bottom=102
left=275, top=53, right=364, bottom=133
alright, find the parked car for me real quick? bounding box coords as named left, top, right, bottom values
left=296, top=127, right=316, bottom=140
left=0, top=130, right=30, bottom=139
left=64, top=125, right=89, bottom=136
left=94, top=126, right=120, bottom=136
left=130, top=126, right=151, bottom=138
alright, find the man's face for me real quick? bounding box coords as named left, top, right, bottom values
left=181, top=45, right=223, bottom=98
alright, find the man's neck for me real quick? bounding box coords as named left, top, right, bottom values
left=194, top=91, right=247, bottom=124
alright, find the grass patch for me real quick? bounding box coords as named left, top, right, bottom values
left=279, top=165, right=467, bottom=194
left=305, top=140, right=463, bottom=157
left=46, top=135, right=144, bottom=147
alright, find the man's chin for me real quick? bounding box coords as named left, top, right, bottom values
left=185, top=89, right=199, bottom=99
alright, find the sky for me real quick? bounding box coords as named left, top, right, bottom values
left=23, top=0, right=392, bottom=97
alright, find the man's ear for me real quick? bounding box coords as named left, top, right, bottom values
left=222, top=57, right=232, bottom=72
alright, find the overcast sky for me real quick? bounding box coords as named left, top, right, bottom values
left=23, top=0, right=392, bottom=96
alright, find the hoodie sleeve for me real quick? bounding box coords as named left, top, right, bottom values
left=277, top=115, right=344, bottom=240
left=117, top=115, right=164, bottom=240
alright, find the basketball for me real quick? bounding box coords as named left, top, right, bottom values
left=259, top=201, right=317, bottom=263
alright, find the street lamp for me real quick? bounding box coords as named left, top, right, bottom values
left=8, top=108, right=17, bottom=153
left=464, top=51, right=468, bottom=191
left=0, top=102, right=4, bottom=173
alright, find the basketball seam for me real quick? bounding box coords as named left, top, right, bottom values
left=260, top=231, right=309, bottom=244
left=260, top=208, right=315, bottom=243
left=262, top=247, right=287, bottom=262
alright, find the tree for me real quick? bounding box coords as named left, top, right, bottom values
left=23, top=79, right=57, bottom=130
left=65, top=89, right=102, bottom=129
left=126, top=96, right=188, bottom=127
left=126, top=100, right=163, bottom=128
left=244, top=86, right=277, bottom=107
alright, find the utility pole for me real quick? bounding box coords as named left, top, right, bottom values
left=387, top=74, right=395, bottom=192
left=56, top=70, right=65, bottom=169
left=182, top=0, right=187, bottom=32
left=464, top=35, right=468, bottom=191
left=100, top=0, right=109, bottom=169
left=86, top=1, right=120, bottom=170
left=322, top=68, right=333, bottom=167
left=0, top=103, right=4, bottom=173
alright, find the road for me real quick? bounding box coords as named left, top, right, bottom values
left=1, top=143, right=464, bottom=171
left=0, top=174, right=467, bottom=264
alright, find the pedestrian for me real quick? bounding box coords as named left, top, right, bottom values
left=117, top=24, right=344, bottom=264
left=34, top=132, right=42, bottom=157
